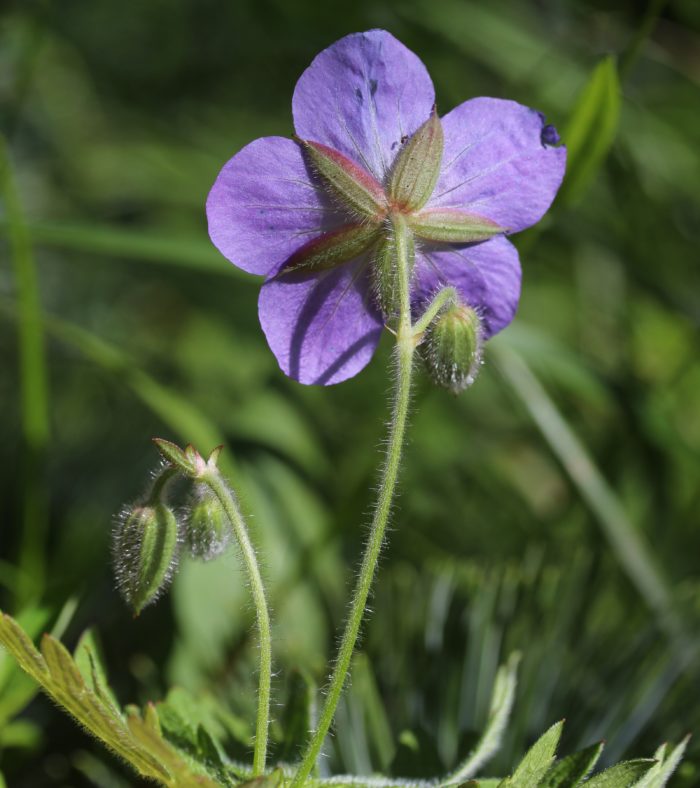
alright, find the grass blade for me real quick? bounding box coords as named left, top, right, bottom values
left=494, top=344, right=685, bottom=645
left=0, top=134, right=50, bottom=605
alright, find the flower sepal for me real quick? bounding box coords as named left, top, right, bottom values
left=409, top=208, right=505, bottom=244
left=388, top=106, right=443, bottom=212
left=296, top=137, right=387, bottom=220
left=281, top=223, right=380, bottom=276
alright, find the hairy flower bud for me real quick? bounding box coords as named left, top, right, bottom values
left=422, top=302, right=483, bottom=393
left=112, top=503, right=180, bottom=615
left=183, top=485, right=231, bottom=561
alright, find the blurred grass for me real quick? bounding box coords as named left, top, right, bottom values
left=0, top=134, right=49, bottom=606
left=1, top=0, right=700, bottom=785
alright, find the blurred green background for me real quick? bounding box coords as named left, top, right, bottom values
left=1, top=0, right=699, bottom=785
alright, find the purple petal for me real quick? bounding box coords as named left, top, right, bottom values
left=293, top=30, right=435, bottom=181
left=428, top=98, right=566, bottom=233
left=258, top=261, right=383, bottom=385
left=207, top=136, right=340, bottom=276
left=413, top=236, right=521, bottom=339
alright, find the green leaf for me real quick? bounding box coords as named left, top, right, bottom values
left=540, top=742, right=604, bottom=787
left=635, top=738, right=690, bottom=788
left=0, top=610, right=225, bottom=786
left=561, top=57, right=620, bottom=203
left=351, top=653, right=395, bottom=771
left=74, top=629, right=121, bottom=714
left=238, top=768, right=284, bottom=787
left=510, top=720, right=564, bottom=787
left=278, top=668, right=316, bottom=762
left=442, top=652, right=520, bottom=784
left=0, top=718, right=41, bottom=749
left=584, top=759, right=656, bottom=788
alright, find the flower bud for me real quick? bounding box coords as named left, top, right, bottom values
left=112, top=503, right=180, bottom=615
left=421, top=302, right=483, bottom=393
left=183, top=485, right=231, bottom=561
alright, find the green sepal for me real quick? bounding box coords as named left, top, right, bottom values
left=388, top=106, right=443, bottom=211
left=153, top=437, right=197, bottom=474
left=409, top=208, right=504, bottom=244
left=280, top=222, right=381, bottom=276
left=297, top=138, right=387, bottom=219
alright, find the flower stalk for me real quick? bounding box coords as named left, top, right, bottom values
left=292, top=214, right=416, bottom=785
left=150, top=440, right=272, bottom=776
left=197, top=467, right=272, bottom=777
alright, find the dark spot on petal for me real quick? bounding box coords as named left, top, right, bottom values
left=355, top=87, right=363, bottom=103
left=541, top=124, right=560, bottom=147
left=369, top=79, right=378, bottom=96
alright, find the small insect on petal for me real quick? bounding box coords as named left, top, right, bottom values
left=297, top=138, right=387, bottom=220
left=280, top=223, right=381, bottom=275
left=409, top=208, right=505, bottom=244
left=388, top=106, right=444, bottom=212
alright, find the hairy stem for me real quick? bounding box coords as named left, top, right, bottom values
left=200, top=469, right=271, bottom=776
left=411, top=285, right=457, bottom=337
left=292, top=214, right=415, bottom=785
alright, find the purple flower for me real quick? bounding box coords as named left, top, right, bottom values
left=207, top=30, right=565, bottom=385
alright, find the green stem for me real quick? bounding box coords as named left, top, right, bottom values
left=411, top=286, right=457, bottom=337
left=292, top=214, right=415, bottom=786
left=0, top=133, right=50, bottom=606
left=200, top=469, right=271, bottom=776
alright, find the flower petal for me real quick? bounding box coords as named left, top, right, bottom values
left=429, top=98, right=566, bottom=233
left=259, top=261, right=383, bottom=385
left=206, top=136, right=340, bottom=276
left=293, top=30, right=435, bottom=181
left=413, top=236, right=521, bottom=339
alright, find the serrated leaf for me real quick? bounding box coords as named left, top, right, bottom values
left=0, top=611, right=228, bottom=786
left=561, top=56, right=620, bottom=203
left=442, top=653, right=520, bottom=784
left=584, top=759, right=656, bottom=788
left=510, top=721, right=564, bottom=787
left=0, top=611, right=48, bottom=683
left=74, top=629, right=121, bottom=714
left=635, top=737, right=690, bottom=788
left=540, top=742, right=604, bottom=787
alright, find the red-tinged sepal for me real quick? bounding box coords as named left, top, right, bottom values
left=388, top=106, right=443, bottom=211
left=297, top=138, right=387, bottom=220
left=409, top=208, right=505, bottom=243
left=280, top=223, right=381, bottom=275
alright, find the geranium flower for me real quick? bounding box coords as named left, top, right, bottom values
left=207, top=30, right=565, bottom=385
